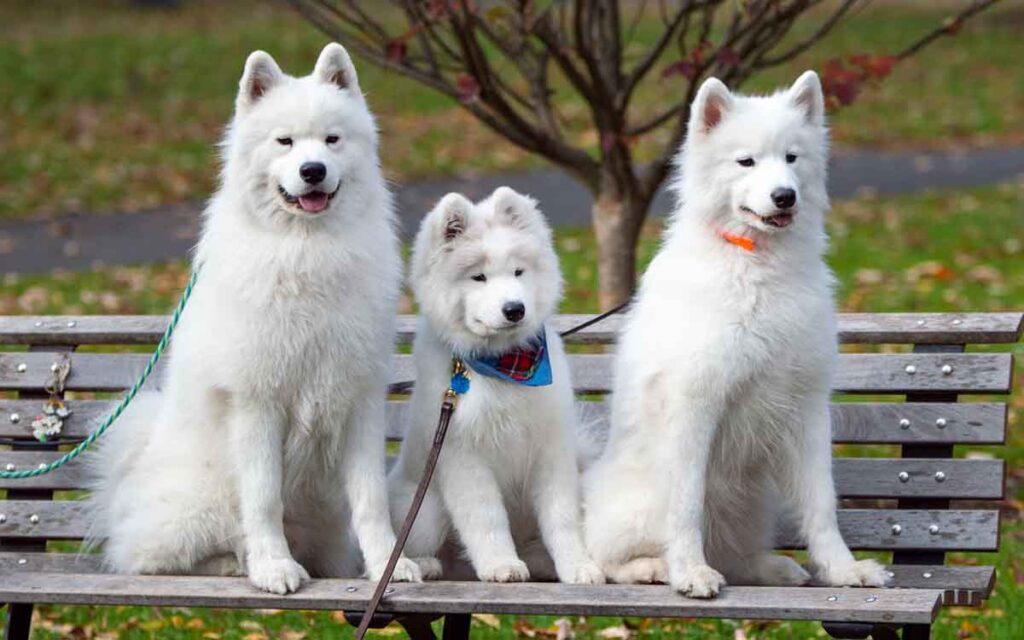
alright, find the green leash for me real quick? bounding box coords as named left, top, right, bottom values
left=0, top=270, right=198, bottom=480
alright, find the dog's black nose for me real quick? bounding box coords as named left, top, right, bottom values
left=502, top=301, right=526, bottom=323
left=300, top=162, right=327, bottom=185
left=771, top=187, right=796, bottom=209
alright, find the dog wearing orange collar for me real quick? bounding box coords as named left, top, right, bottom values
left=584, top=72, right=888, bottom=598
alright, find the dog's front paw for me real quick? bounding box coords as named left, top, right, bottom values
left=819, top=558, right=889, bottom=588
left=561, top=560, right=606, bottom=585
left=477, top=559, right=530, bottom=583
left=366, top=556, right=423, bottom=583
left=413, top=556, right=443, bottom=580
left=671, top=564, right=726, bottom=599
left=247, top=556, right=310, bottom=594
left=391, top=557, right=423, bottom=583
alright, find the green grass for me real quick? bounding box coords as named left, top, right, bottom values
left=3, top=182, right=1022, bottom=639
left=1, top=1, right=1023, bottom=219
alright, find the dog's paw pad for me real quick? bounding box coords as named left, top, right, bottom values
left=412, top=556, right=443, bottom=580
left=478, top=559, right=530, bottom=583
left=562, top=561, right=606, bottom=585
left=248, top=557, right=310, bottom=595
left=755, top=554, right=811, bottom=586
left=671, top=564, right=726, bottom=599
left=819, top=559, right=890, bottom=588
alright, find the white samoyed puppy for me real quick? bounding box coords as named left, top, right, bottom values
left=583, top=72, right=889, bottom=597
left=388, top=187, right=604, bottom=585
left=86, top=44, right=421, bottom=594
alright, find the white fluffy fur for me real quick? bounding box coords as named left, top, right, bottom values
left=583, top=72, right=889, bottom=597
left=388, top=187, right=604, bottom=585
left=86, top=43, right=420, bottom=594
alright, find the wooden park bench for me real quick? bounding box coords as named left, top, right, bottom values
left=1, top=312, right=1021, bottom=640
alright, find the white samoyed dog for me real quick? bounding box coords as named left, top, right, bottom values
left=583, top=72, right=889, bottom=597
left=86, top=43, right=421, bottom=594
left=388, top=187, right=604, bottom=585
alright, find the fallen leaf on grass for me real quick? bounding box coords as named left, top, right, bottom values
left=597, top=625, right=632, bottom=639
left=473, top=613, right=501, bottom=629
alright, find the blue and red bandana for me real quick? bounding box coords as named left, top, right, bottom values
left=463, top=330, right=552, bottom=387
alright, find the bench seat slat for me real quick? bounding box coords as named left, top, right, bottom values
left=0, top=572, right=941, bottom=624
left=0, top=352, right=1013, bottom=394
left=1, top=399, right=1007, bottom=445
left=3, top=312, right=1021, bottom=345
left=0, top=452, right=1003, bottom=500
left=0, top=553, right=992, bottom=606
left=0, top=502, right=997, bottom=551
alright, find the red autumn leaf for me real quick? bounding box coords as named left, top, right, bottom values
left=820, top=58, right=863, bottom=107
left=848, top=54, right=896, bottom=79
left=661, top=60, right=698, bottom=80
left=386, top=39, right=407, bottom=64
left=426, top=0, right=451, bottom=20
left=715, top=47, right=740, bottom=68
left=456, top=73, right=480, bottom=103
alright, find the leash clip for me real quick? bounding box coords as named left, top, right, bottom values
left=446, top=357, right=470, bottom=404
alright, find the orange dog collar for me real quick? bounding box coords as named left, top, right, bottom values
left=718, top=229, right=756, bottom=252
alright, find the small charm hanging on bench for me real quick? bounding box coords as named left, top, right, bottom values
left=30, top=357, right=71, bottom=443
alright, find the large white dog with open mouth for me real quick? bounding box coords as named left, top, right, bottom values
left=388, top=187, right=604, bottom=585
left=86, top=44, right=420, bottom=594
left=583, top=72, right=889, bottom=597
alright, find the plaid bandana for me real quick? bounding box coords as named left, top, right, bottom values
left=463, top=330, right=553, bottom=387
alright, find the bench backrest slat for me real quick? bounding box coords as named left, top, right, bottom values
left=0, top=500, right=998, bottom=552
left=0, top=399, right=1006, bottom=445
left=0, top=352, right=1013, bottom=395
left=3, top=312, right=1022, bottom=345
left=0, top=451, right=1003, bottom=499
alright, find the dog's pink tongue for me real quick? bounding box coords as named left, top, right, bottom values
left=298, top=192, right=329, bottom=213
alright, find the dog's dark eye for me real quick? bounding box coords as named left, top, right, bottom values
left=471, top=273, right=487, bottom=282
left=737, top=157, right=755, bottom=167
left=325, top=135, right=339, bottom=144
left=514, top=268, right=524, bottom=277
left=276, top=137, right=293, bottom=146
left=786, top=153, right=798, bottom=164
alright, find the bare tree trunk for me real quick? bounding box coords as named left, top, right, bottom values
left=591, top=180, right=647, bottom=310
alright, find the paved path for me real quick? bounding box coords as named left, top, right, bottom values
left=1, top=146, right=1022, bottom=274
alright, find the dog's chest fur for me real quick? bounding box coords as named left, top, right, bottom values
left=180, top=201, right=399, bottom=448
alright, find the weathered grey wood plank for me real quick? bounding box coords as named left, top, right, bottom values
left=0, top=450, right=1003, bottom=500
left=882, top=565, right=996, bottom=606
left=0, top=553, right=992, bottom=603
left=3, top=312, right=1021, bottom=345
left=0, top=572, right=941, bottom=623
left=0, top=553, right=992, bottom=607
left=831, top=458, right=1003, bottom=499
left=1, top=399, right=1006, bottom=445
left=0, top=352, right=1012, bottom=394
left=0, top=502, right=997, bottom=551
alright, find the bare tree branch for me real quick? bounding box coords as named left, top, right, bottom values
left=894, top=0, right=999, bottom=61
left=757, top=0, right=860, bottom=67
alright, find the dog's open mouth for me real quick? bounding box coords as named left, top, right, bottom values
left=277, top=184, right=340, bottom=214
left=741, top=206, right=795, bottom=229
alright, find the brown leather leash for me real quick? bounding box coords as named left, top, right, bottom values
left=353, top=302, right=628, bottom=639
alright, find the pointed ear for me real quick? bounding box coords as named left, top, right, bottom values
left=789, top=70, right=825, bottom=125
left=433, top=193, right=473, bottom=243
left=237, top=51, right=283, bottom=113
left=314, top=43, right=360, bottom=94
left=492, top=186, right=539, bottom=230
left=689, top=77, right=732, bottom=136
